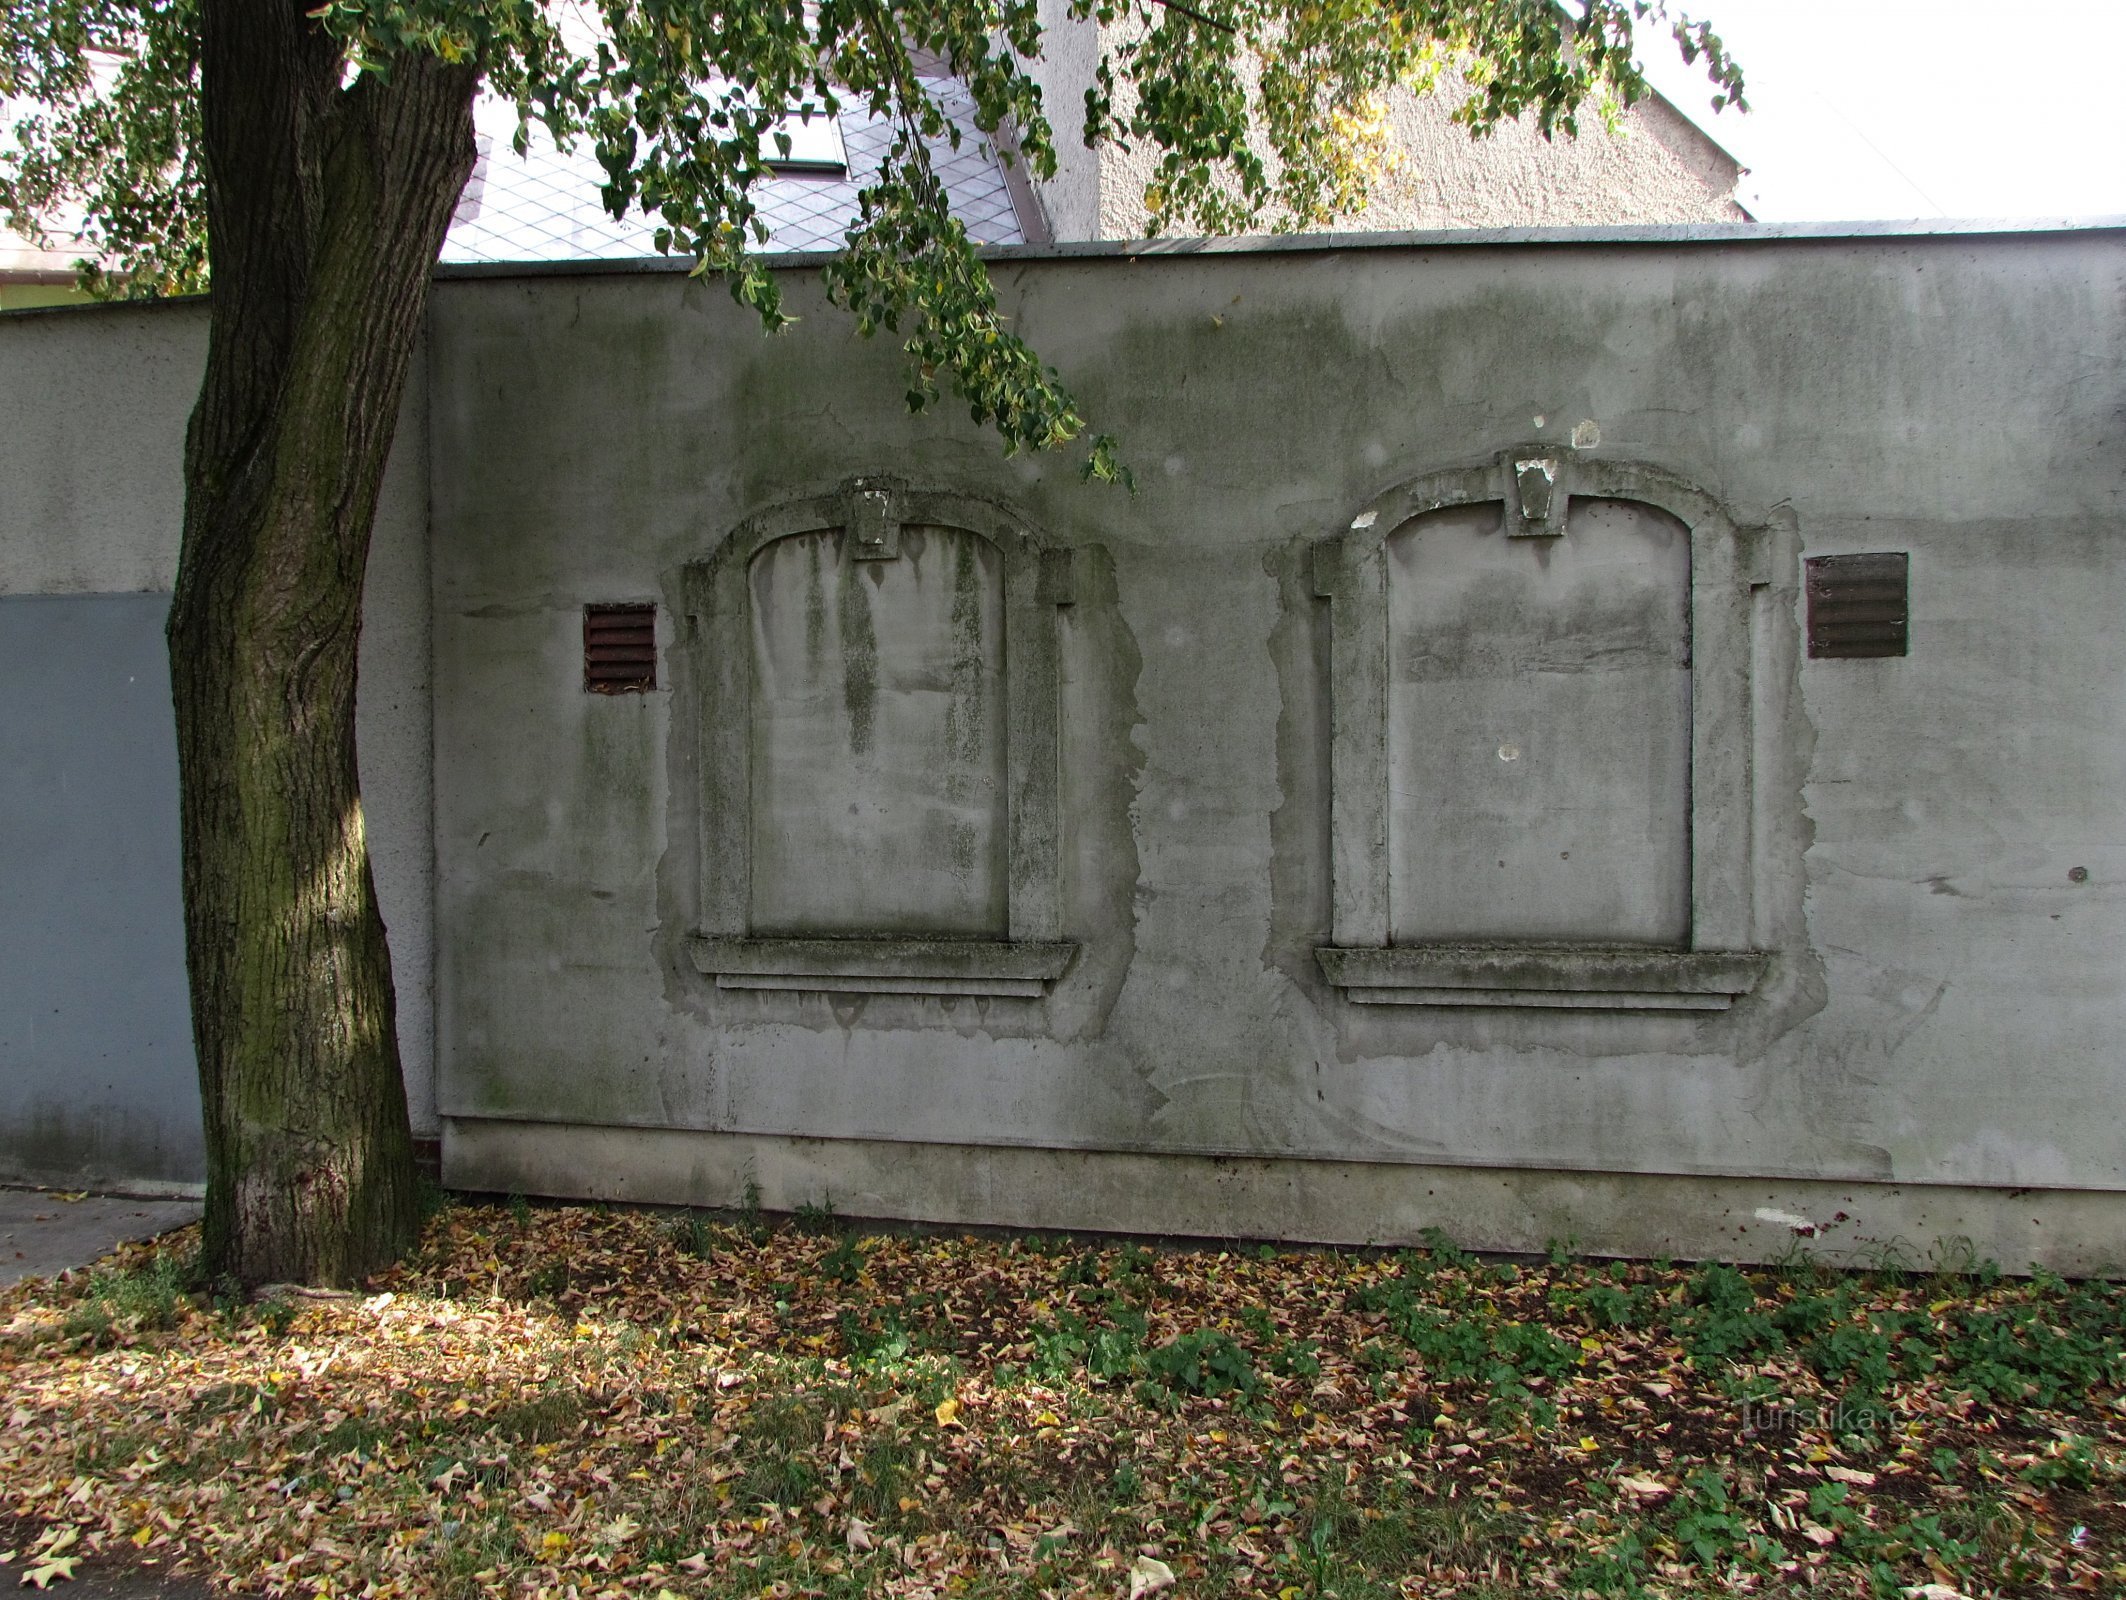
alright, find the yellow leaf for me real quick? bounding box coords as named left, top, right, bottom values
left=934, top=1397, right=960, bottom=1427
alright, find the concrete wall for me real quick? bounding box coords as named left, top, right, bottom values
left=1021, top=9, right=1744, bottom=241
left=429, top=225, right=2126, bottom=1270
left=0, top=301, right=439, bottom=1189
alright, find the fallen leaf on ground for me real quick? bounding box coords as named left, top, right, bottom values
left=3, top=1202, right=2121, bottom=1600
left=1128, top=1554, right=1175, bottom=1599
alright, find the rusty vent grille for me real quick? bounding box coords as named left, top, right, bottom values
left=584, top=603, right=657, bottom=692
left=1807, top=553, right=1908, bottom=659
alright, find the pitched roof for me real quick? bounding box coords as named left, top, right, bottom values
left=441, top=81, right=1026, bottom=265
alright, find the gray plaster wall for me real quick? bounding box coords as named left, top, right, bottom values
left=429, top=226, right=2126, bottom=1267
left=1021, top=0, right=1102, bottom=242
left=0, top=300, right=440, bottom=1185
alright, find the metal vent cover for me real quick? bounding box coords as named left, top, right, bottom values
left=1806, top=552, right=1908, bottom=659
left=584, top=603, right=656, bottom=692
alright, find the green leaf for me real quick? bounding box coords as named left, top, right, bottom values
left=2, top=0, right=1740, bottom=478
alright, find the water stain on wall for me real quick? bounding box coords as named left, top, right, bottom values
left=748, top=526, right=1007, bottom=935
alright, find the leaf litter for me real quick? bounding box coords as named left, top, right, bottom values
left=2, top=1205, right=2123, bottom=1598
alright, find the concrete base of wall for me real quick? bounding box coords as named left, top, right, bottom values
left=444, top=1118, right=2125, bottom=1276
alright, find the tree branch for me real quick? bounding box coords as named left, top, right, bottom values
left=1145, top=0, right=1237, bottom=36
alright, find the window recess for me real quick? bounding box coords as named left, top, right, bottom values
left=684, top=478, right=1079, bottom=1000
left=1312, top=448, right=1772, bottom=1012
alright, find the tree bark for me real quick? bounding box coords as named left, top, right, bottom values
left=169, top=0, right=476, bottom=1286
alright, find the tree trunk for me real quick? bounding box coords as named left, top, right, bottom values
left=169, top=0, right=476, bottom=1286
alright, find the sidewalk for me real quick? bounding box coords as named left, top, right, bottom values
left=0, top=1187, right=201, bottom=1288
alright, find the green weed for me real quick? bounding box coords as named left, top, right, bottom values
left=2020, top=1434, right=2102, bottom=1491
left=666, top=1209, right=714, bottom=1258
left=1668, top=1467, right=1775, bottom=1573
left=1936, top=1282, right=2126, bottom=1406
left=1141, top=1328, right=1260, bottom=1401
left=738, top=1179, right=768, bottom=1243
left=62, top=1249, right=195, bottom=1345
left=1671, top=1263, right=1780, bottom=1368
left=820, top=1233, right=866, bottom=1284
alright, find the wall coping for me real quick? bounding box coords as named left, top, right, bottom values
left=429, top=215, right=2126, bottom=281
left=7, top=219, right=2119, bottom=323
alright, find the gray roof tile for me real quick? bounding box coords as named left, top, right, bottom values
left=442, top=82, right=1024, bottom=265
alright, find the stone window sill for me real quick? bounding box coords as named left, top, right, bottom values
left=691, top=936, right=1078, bottom=998
left=1315, top=945, right=1768, bottom=1011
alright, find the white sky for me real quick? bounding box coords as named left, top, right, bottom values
left=1636, top=0, right=2126, bottom=223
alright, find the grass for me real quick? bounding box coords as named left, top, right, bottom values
left=53, top=1246, right=195, bottom=1346
left=0, top=1207, right=2122, bottom=1599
